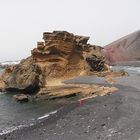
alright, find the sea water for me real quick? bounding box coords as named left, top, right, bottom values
left=0, top=66, right=140, bottom=135
left=0, top=68, right=62, bottom=135
left=0, top=68, right=3, bottom=73
left=112, top=66, right=140, bottom=75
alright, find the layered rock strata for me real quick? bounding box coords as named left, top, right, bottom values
left=0, top=31, right=125, bottom=101
left=0, top=31, right=109, bottom=92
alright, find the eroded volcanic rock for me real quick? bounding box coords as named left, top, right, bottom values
left=1, top=57, right=42, bottom=93
left=103, top=30, right=140, bottom=64
left=0, top=31, right=112, bottom=98
left=36, top=84, right=118, bottom=101
left=0, top=74, right=5, bottom=92
left=31, top=31, right=108, bottom=87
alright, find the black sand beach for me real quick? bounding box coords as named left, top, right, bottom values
left=1, top=74, right=140, bottom=140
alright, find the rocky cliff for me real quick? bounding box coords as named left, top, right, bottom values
left=0, top=31, right=109, bottom=93
left=103, top=30, right=140, bottom=64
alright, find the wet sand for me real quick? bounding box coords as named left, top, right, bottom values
left=1, top=75, right=140, bottom=140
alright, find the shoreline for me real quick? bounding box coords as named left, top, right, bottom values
left=0, top=100, right=79, bottom=139
left=0, top=76, right=140, bottom=140
left=1, top=74, right=140, bottom=140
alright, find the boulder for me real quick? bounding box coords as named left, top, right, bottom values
left=13, top=94, right=29, bottom=102
left=2, top=57, right=42, bottom=93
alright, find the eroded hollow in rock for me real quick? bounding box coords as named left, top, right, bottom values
left=0, top=31, right=127, bottom=101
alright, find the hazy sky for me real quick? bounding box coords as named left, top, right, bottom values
left=0, top=0, right=140, bottom=61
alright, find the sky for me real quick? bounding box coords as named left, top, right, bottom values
left=0, top=0, right=140, bottom=61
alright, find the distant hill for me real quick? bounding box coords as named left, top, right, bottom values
left=103, top=30, right=140, bottom=64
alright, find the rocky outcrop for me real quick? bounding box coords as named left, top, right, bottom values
left=1, top=31, right=123, bottom=101
left=2, top=57, right=42, bottom=93
left=103, top=30, right=140, bottom=64
left=36, top=84, right=118, bottom=101
left=0, top=31, right=108, bottom=93
left=31, top=31, right=108, bottom=88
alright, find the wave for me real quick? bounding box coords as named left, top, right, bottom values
left=0, top=92, right=4, bottom=95
left=113, top=66, right=140, bottom=74
left=38, top=110, right=57, bottom=120
left=0, top=60, right=20, bottom=68
left=0, top=110, right=58, bottom=136
left=125, top=66, right=140, bottom=74
left=0, top=125, right=26, bottom=135
left=0, top=61, right=20, bottom=65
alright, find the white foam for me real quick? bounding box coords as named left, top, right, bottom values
left=0, top=92, right=4, bottom=95
left=113, top=66, right=140, bottom=76
left=38, top=110, right=57, bottom=120
left=0, top=109, right=58, bottom=135
left=127, top=67, right=140, bottom=71
left=137, top=70, right=140, bottom=72
left=0, top=61, right=20, bottom=67
left=0, top=124, right=26, bottom=135
left=122, top=66, right=140, bottom=74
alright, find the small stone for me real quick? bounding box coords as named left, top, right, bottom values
left=101, top=123, right=106, bottom=127
left=13, top=94, right=29, bottom=102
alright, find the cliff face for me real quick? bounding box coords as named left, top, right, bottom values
left=1, top=31, right=108, bottom=92
left=103, top=30, right=140, bottom=64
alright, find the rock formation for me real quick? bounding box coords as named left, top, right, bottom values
left=1, top=57, right=42, bottom=93
left=0, top=31, right=127, bottom=101
left=31, top=31, right=108, bottom=87
left=36, top=84, right=118, bottom=101
left=103, top=30, right=140, bottom=64
left=0, top=31, right=109, bottom=93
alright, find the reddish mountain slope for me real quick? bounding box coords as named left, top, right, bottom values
left=103, top=30, right=140, bottom=63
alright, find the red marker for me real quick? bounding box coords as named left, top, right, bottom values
left=79, top=100, right=84, bottom=106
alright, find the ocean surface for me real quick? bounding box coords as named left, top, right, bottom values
left=112, top=65, right=140, bottom=75
left=0, top=68, right=3, bottom=73
left=0, top=67, right=65, bottom=135
left=0, top=66, right=140, bottom=135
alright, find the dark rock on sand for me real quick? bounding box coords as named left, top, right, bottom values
left=103, top=30, right=140, bottom=64
left=13, top=94, right=29, bottom=102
